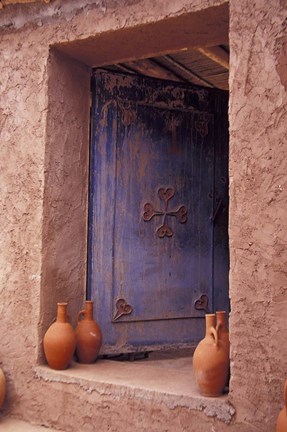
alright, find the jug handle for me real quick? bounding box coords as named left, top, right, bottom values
left=210, top=326, right=219, bottom=347
left=216, top=322, right=222, bottom=338
left=77, top=309, right=86, bottom=322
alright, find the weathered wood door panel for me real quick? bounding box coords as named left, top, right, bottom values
left=88, top=70, right=229, bottom=353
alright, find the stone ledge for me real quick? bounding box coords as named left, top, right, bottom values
left=35, top=358, right=235, bottom=424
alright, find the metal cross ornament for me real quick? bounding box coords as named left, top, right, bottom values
left=143, top=187, right=187, bottom=238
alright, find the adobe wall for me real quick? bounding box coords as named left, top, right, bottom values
left=0, top=0, right=286, bottom=431
left=228, top=0, right=287, bottom=429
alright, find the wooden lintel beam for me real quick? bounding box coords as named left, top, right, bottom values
left=197, top=46, right=229, bottom=70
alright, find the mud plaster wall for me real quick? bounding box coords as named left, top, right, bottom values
left=39, top=50, right=90, bottom=348
left=228, top=0, right=287, bottom=430
left=0, top=0, right=286, bottom=431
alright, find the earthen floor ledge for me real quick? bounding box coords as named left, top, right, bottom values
left=35, top=359, right=235, bottom=424
left=0, top=417, right=63, bottom=431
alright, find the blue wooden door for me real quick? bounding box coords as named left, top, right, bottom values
left=88, top=70, right=229, bottom=354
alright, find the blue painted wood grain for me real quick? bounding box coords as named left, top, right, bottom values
left=88, top=70, right=229, bottom=353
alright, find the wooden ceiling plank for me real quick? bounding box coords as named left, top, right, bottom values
left=123, top=58, right=184, bottom=82
left=116, top=64, right=137, bottom=74
left=163, top=55, right=215, bottom=88
left=196, top=46, right=229, bottom=70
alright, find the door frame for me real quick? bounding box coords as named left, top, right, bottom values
left=41, top=3, right=229, bottom=355
left=87, top=69, right=229, bottom=353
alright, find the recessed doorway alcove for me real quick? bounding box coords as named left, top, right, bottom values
left=39, top=3, right=231, bottom=422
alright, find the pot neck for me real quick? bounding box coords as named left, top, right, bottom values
left=216, top=311, right=227, bottom=331
left=56, top=303, right=68, bottom=323
left=85, top=301, right=94, bottom=320
left=205, top=314, right=216, bottom=336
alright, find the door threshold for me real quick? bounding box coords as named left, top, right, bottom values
left=100, top=347, right=194, bottom=362
left=35, top=350, right=235, bottom=424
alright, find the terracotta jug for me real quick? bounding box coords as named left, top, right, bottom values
left=193, top=313, right=229, bottom=397
left=0, top=368, right=6, bottom=408
left=75, top=301, right=102, bottom=364
left=43, top=302, right=76, bottom=370
left=276, top=380, right=287, bottom=432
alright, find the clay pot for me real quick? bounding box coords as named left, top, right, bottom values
left=0, top=368, right=6, bottom=408
left=276, top=380, right=287, bottom=432
left=43, top=303, right=76, bottom=370
left=75, top=301, right=102, bottom=364
left=193, top=313, right=229, bottom=397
